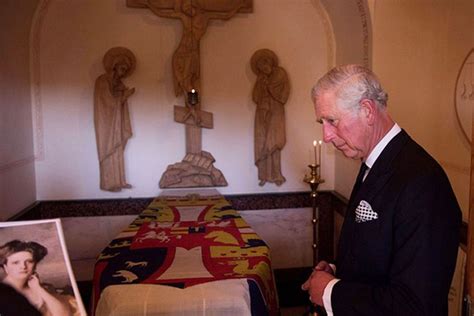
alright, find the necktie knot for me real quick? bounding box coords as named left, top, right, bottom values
left=356, top=163, right=369, bottom=185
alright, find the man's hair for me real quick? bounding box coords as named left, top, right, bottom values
left=0, top=240, right=48, bottom=266
left=311, top=64, right=388, bottom=111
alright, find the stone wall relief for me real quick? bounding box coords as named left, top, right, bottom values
left=127, top=0, right=253, bottom=188
left=93, top=47, right=136, bottom=192
left=455, top=48, right=474, bottom=144
left=251, top=49, right=290, bottom=186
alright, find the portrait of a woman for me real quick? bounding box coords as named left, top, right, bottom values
left=0, top=240, right=76, bottom=315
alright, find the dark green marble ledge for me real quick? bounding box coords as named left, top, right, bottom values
left=11, top=191, right=341, bottom=219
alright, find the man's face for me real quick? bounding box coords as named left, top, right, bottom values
left=3, top=251, right=36, bottom=281
left=315, top=91, right=368, bottom=160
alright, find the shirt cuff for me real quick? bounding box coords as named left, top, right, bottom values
left=322, top=278, right=340, bottom=316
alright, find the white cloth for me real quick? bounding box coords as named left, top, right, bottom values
left=95, top=279, right=252, bottom=316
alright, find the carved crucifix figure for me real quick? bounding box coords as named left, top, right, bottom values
left=128, top=0, right=250, bottom=98
left=127, top=0, right=252, bottom=188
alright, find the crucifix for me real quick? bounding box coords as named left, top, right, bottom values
left=127, top=0, right=253, bottom=188
left=173, top=89, right=213, bottom=154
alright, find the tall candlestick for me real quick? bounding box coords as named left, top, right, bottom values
left=313, top=140, right=317, bottom=166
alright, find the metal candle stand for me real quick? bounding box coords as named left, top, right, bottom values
left=303, top=164, right=325, bottom=266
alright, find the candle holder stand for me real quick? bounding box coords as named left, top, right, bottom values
left=303, top=164, right=324, bottom=266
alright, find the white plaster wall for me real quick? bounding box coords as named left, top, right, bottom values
left=334, top=1, right=473, bottom=222
left=320, top=0, right=371, bottom=67
left=61, top=215, right=136, bottom=280
left=34, top=0, right=334, bottom=200
left=372, top=0, right=473, bottom=221
left=240, top=208, right=313, bottom=269
left=0, top=164, right=36, bottom=221
left=0, top=0, right=39, bottom=220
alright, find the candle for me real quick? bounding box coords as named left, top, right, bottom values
left=188, top=89, right=198, bottom=106
left=313, top=140, right=317, bottom=166
left=318, top=140, right=322, bottom=176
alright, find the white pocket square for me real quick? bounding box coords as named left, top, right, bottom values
left=355, top=200, right=378, bottom=223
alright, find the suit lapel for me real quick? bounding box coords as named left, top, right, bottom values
left=338, top=130, right=411, bottom=273
left=355, top=130, right=410, bottom=205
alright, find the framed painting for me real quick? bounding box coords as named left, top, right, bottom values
left=0, top=219, right=86, bottom=315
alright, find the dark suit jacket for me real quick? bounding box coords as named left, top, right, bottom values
left=332, top=130, right=461, bottom=315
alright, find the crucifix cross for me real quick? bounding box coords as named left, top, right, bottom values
left=127, top=0, right=252, bottom=187
left=127, top=0, right=251, bottom=155
left=127, top=0, right=251, bottom=97
left=173, top=90, right=213, bottom=153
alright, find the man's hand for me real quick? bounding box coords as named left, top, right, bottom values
left=301, top=261, right=335, bottom=306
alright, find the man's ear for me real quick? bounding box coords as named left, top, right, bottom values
left=360, top=99, right=377, bottom=125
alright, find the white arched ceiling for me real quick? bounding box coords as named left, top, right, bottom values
left=320, top=0, right=372, bottom=68
left=318, top=0, right=373, bottom=198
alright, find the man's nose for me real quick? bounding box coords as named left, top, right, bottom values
left=322, top=124, right=334, bottom=143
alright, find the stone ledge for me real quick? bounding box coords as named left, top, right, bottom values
left=11, top=191, right=338, bottom=220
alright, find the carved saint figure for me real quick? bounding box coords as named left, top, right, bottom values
left=94, top=47, right=136, bottom=192
left=146, top=0, right=244, bottom=97
left=251, top=49, right=290, bottom=186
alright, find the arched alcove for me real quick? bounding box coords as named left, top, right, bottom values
left=28, top=0, right=370, bottom=198
left=320, top=0, right=372, bottom=68
left=318, top=0, right=373, bottom=199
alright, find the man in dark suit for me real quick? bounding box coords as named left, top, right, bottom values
left=302, top=64, right=461, bottom=315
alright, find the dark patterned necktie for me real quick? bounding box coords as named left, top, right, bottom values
left=349, top=163, right=369, bottom=203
